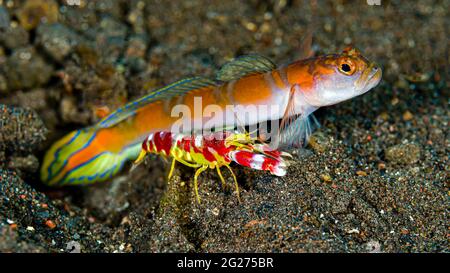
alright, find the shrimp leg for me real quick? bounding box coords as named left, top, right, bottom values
left=216, top=165, right=226, bottom=189
left=167, top=158, right=177, bottom=180
left=194, top=165, right=208, bottom=203
left=224, top=164, right=240, bottom=202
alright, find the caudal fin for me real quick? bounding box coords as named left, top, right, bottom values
left=41, top=128, right=141, bottom=186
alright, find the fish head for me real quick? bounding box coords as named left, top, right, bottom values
left=303, top=46, right=382, bottom=107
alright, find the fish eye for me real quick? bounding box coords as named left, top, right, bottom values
left=338, top=58, right=356, bottom=75
left=341, top=63, right=351, bottom=72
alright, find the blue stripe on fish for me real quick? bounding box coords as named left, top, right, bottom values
left=46, top=129, right=97, bottom=183
left=46, top=129, right=81, bottom=179
left=55, top=141, right=141, bottom=185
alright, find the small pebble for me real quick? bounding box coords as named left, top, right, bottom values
left=385, top=143, right=421, bottom=165
left=36, top=23, right=82, bottom=62
left=45, top=220, right=56, bottom=229
left=211, top=207, right=220, bottom=216
left=356, top=170, right=368, bottom=176
left=391, top=97, right=399, bottom=105
left=320, top=174, right=332, bottom=183
left=16, top=0, right=59, bottom=30
left=347, top=228, right=360, bottom=234
left=366, top=240, right=382, bottom=253
left=402, top=110, right=414, bottom=121
left=309, top=131, right=331, bottom=153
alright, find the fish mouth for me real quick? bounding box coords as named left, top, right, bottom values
left=355, top=63, right=382, bottom=92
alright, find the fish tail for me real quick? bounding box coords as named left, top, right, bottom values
left=41, top=127, right=141, bottom=186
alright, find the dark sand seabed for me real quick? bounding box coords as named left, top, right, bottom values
left=0, top=0, right=448, bottom=252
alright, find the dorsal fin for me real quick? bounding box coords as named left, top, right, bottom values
left=216, top=54, right=276, bottom=82
left=297, top=28, right=314, bottom=60
left=96, top=77, right=217, bottom=129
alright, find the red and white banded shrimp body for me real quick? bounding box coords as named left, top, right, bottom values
left=134, top=131, right=290, bottom=203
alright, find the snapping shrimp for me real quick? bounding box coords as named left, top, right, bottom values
left=133, top=131, right=290, bottom=203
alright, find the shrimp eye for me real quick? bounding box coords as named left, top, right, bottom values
left=338, top=59, right=355, bottom=75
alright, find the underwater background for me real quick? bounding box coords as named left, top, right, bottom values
left=0, top=0, right=448, bottom=252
